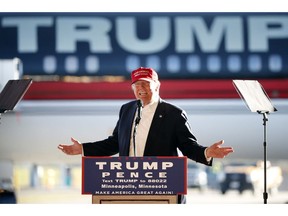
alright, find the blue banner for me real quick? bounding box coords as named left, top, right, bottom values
left=1, top=12, right=288, bottom=79
left=82, top=156, right=187, bottom=195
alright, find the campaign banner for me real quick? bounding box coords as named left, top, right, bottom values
left=1, top=13, right=288, bottom=79
left=82, top=156, right=187, bottom=196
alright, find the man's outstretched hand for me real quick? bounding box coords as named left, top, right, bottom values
left=58, top=137, right=82, bottom=155
left=206, top=140, right=234, bottom=159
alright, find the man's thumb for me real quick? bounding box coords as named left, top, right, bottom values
left=71, top=137, right=78, bottom=144
left=218, top=140, right=224, bottom=145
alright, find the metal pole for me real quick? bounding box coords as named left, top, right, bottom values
left=262, top=112, right=268, bottom=204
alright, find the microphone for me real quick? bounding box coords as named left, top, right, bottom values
left=135, top=99, right=143, bottom=125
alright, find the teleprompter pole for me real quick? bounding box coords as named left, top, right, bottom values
left=232, top=80, right=277, bottom=204
left=258, top=111, right=269, bottom=204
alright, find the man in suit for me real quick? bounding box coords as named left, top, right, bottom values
left=58, top=67, right=234, bottom=203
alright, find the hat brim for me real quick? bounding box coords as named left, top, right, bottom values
left=132, top=78, right=154, bottom=84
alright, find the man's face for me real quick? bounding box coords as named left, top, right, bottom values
left=132, top=80, right=157, bottom=105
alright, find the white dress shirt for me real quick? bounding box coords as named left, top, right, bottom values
left=129, top=99, right=159, bottom=156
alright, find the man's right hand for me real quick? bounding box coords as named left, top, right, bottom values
left=58, top=137, right=82, bottom=155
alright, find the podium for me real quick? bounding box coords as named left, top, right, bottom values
left=82, top=156, right=187, bottom=204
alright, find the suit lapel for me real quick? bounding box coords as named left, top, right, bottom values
left=144, top=99, right=166, bottom=154
left=119, top=101, right=138, bottom=156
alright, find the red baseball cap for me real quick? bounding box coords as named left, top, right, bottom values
left=131, top=67, right=159, bottom=84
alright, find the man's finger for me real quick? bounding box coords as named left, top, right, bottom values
left=214, top=140, right=224, bottom=147
left=71, top=137, right=78, bottom=144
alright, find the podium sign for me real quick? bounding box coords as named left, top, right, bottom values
left=82, top=156, right=187, bottom=196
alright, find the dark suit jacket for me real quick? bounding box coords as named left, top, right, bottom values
left=83, top=98, right=212, bottom=166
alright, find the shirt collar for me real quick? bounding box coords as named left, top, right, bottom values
left=143, top=96, right=159, bottom=111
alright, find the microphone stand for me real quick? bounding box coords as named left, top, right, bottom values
left=132, top=100, right=142, bottom=156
